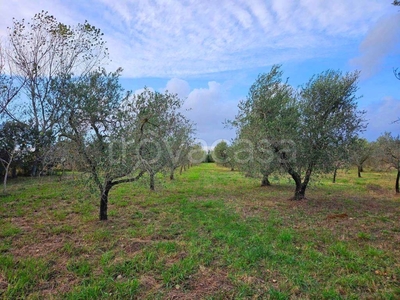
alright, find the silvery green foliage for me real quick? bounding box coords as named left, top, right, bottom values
left=232, top=65, right=365, bottom=199
left=164, top=118, right=195, bottom=180
left=58, top=72, right=196, bottom=219
left=348, top=138, right=371, bottom=177
left=212, top=141, right=229, bottom=166
left=59, top=68, right=133, bottom=185
left=57, top=68, right=144, bottom=219
left=375, top=132, right=400, bottom=193
left=230, top=65, right=297, bottom=182
left=122, top=88, right=195, bottom=186
left=285, top=69, right=365, bottom=198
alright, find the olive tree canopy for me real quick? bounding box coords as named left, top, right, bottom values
left=232, top=66, right=365, bottom=200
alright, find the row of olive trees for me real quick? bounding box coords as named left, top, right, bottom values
left=215, top=131, right=400, bottom=194
left=56, top=71, right=199, bottom=220
left=214, top=64, right=399, bottom=196
left=368, top=134, right=400, bottom=193
left=221, top=65, right=366, bottom=200
left=0, top=12, right=200, bottom=220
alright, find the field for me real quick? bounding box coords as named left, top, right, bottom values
left=0, top=163, right=399, bottom=299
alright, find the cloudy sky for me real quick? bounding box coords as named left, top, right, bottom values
left=1, top=0, right=399, bottom=146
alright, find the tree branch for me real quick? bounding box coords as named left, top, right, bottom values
left=111, top=170, right=146, bottom=186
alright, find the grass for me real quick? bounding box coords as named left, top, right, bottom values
left=0, top=164, right=399, bottom=299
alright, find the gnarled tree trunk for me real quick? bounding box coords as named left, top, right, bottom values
left=150, top=172, right=155, bottom=191
left=396, top=170, right=399, bottom=194
left=357, top=165, right=362, bottom=178
left=290, top=165, right=313, bottom=200
left=332, top=167, right=338, bottom=183
left=294, top=185, right=306, bottom=200
left=170, top=167, right=176, bottom=180
left=261, top=171, right=271, bottom=187
left=99, top=181, right=112, bottom=221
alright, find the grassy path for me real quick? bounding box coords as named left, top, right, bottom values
left=0, top=163, right=399, bottom=299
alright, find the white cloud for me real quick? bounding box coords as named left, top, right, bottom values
left=363, top=97, right=400, bottom=140
left=0, top=0, right=392, bottom=77
left=100, top=0, right=390, bottom=77
left=0, top=1, right=80, bottom=33
left=164, top=78, right=191, bottom=99
left=131, top=79, right=238, bottom=146
left=157, top=80, right=237, bottom=145
left=351, top=13, right=400, bottom=79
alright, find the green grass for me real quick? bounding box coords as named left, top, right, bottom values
left=0, top=164, right=399, bottom=299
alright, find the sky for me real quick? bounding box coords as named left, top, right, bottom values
left=0, top=0, right=399, bottom=147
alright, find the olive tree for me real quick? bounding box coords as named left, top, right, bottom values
left=233, top=66, right=365, bottom=199
left=375, top=133, right=400, bottom=193
left=188, top=143, right=207, bottom=165
left=59, top=73, right=194, bottom=220
left=165, top=121, right=195, bottom=180
left=212, top=141, right=230, bottom=167
left=349, top=138, right=371, bottom=177
left=212, top=141, right=236, bottom=171
left=284, top=70, right=365, bottom=199
left=328, top=141, right=351, bottom=183
left=58, top=68, right=147, bottom=220
left=230, top=65, right=298, bottom=187
left=225, top=142, right=237, bottom=171
left=123, top=88, right=194, bottom=190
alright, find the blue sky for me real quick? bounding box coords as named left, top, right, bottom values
left=1, top=0, right=399, bottom=146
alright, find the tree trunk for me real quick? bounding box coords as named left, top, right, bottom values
left=332, top=167, right=337, bottom=183
left=261, top=171, right=271, bottom=186
left=99, top=181, right=112, bottom=221
left=150, top=173, right=155, bottom=191
left=357, top=165, right=362, bottom=178
left=290, top=165, right=312, bottom=200
left=294, top=185, right=306, bottom=200
left=1, top=155, right=13, bottom=194
left=289, top=170, right=303, bottom=200
left=3, top=169, right=8, bottom=194
left=396, top=170, right=400, bottom=194
left=170, top=167, right=176, bottom=180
